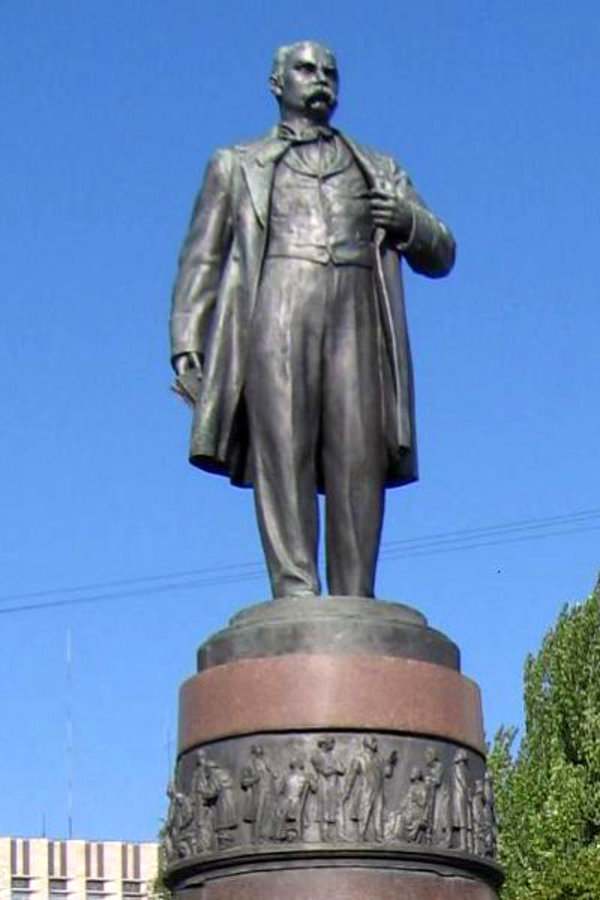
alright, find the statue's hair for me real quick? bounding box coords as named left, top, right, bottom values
left=270, top=40, right=335, bottom=84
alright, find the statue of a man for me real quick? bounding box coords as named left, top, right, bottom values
left=170, top=41, right=455, bottom=598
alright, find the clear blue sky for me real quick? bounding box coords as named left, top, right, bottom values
left=1, top=0, right=598, bottom=842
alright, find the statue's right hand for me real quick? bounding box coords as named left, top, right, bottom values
left=173, top=352, right=203, bottom=376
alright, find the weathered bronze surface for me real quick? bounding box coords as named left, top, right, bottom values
left=170, top=41, right=455, bottom=598
left=164, top=42, right=501, bottom=900
left=197, top=596, right=460, bottom=670
left=163, top=732, right=498, bottom=865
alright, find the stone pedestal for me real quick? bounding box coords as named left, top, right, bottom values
left=163, top=598, right=502, bottom=899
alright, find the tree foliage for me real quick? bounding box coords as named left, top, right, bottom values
left=489, top=578, right=600, bottom=899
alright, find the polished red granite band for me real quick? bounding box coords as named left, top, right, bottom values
left=178, top=653, right=485, bottom=754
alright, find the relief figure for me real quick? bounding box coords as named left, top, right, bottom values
left=204, top=759, right=239, bottom=848
left=190, top=750, right=216, bottom=852
left=273, top=756, right=316, bottom=842
left=451, top=749, right=472, bottom=852
left=471, top=779, right=486, bottom=856
left=390, top=766, right=428, bottom=844
left=482, top=770, right=498, bottom=858
left=241, top=743, right=277, bottom=842
left=163, top=778, right=195, bottom=861
left=311, top=736, right=346, bottom=842
left=344, top=736, right=397, bottom=842
left=424, top=745, right=451, bottom=848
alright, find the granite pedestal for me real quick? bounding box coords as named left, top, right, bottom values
left=163, top=598, right=502, bottom=899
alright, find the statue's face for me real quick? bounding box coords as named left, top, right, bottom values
left=275, top=42, right=338, bottom=121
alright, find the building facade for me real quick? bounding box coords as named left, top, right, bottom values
left=0, top=838, right=159, bottom=900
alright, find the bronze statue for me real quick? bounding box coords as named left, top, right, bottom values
left=170, top=40, right=455, bottom=598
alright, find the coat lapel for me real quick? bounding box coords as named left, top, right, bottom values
left=240, top=130, right=289, bottom=228
left=339, top=133, right=385, bottom=186
left=340, top=133, right=409, bottom=445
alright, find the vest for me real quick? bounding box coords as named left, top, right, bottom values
left=266, top=136, right=374, bottom=268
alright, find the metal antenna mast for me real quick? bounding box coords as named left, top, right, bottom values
left=66, top=626, right=74, bottom=839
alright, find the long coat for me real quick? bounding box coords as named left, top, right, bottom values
left=170, top=127, right=455, bottom=488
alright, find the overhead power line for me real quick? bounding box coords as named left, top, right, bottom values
left=380, top=507, right=600, bottom=551
left=379, top=523, right=600, bottom=561
left=0, top=507, right=599, bottom=617
left=0, top=570, right=267, bottom=617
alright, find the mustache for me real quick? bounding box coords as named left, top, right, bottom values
left=306, top=86, right=335, bottom=104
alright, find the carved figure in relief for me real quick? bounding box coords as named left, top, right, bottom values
left=163, top=779, right=195, bottom=861
left=344, top=736, right=397, bottom=842
left=423, top=745, right=451, bottom=848
left=241, top=743, right=277, bottom=842
left=471, top=779, right=486, bottom=856
left=391, top=766, right=428, bottom=844
left=310, top=736, right=346, bottom=841
left=451, top=748, right=472, bottom=852
left=482, top=770, right=498, bottom=858
left=204, top=759, right=239, bottom=847
left=190, top=750, right=216, bottom=851
left=274, top=756, right=317, bottom=842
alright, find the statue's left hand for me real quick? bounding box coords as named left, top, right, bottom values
left=370, top=187, right=413, bottom=241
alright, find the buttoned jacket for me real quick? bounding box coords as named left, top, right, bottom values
left=170, top=127, right=455, bottom=488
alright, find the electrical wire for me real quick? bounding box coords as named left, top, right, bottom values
left=0, top=507, right=598, bottom=616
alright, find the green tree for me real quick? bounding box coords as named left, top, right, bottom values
left=489, top=577, right=600, bottom=899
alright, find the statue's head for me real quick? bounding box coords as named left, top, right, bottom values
left=269, top=40, right=338, bottom=122
left=363, top=735, right=378, bottom=753
left=424, top=746, right=439, bottom=764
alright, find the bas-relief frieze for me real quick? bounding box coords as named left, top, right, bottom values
left=162, top=733, right=497, bottom=866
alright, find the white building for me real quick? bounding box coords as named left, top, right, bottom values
left=0, top=838, right=159, bottom=900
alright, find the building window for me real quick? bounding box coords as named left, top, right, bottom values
left=122, top=882, right=143, bottom=898
left=86, top=880, right=106, bottom=900
left=49, top=878, right=69, bottom=900
left=11, top=877, right=32, bottom=900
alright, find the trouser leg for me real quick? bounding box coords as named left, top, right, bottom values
left=322, top=266, right=387, bottom=597
left=245, top=259, right=326, bottom=598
